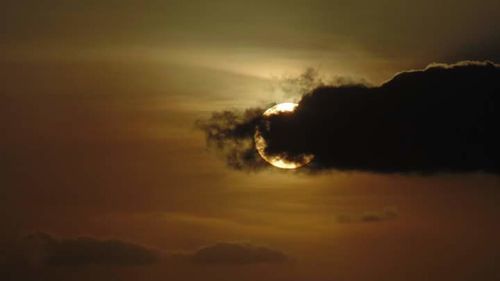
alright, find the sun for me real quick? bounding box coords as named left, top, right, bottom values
left=262, top=102, right=298, bottom=116
left=254, top=103, right=314, bottom=169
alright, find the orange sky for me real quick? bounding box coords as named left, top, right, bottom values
left=1, top=1, right=500, bottom=280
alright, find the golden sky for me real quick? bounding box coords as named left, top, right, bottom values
left=1, top=1, right=500, bottom=280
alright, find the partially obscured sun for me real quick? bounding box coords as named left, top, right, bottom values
left=254, top=103, right=314, bottom=169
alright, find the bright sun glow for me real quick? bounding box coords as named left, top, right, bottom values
left=254, top=103, right=314, bottom=169
left=263, top=102, right=298, bottom=116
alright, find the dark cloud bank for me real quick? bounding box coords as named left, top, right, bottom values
left=11, top=232, right=160, bottom=267
left=1, top=233, right=286, bottom=271
left=199, top=61, right=500, bottom=173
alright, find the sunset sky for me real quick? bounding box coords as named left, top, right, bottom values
left=1, top=1, right=500, bottom=281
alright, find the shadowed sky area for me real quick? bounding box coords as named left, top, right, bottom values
left=1, top=1, right=500, bottom=281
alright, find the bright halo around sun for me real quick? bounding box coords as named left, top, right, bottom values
left=254, top=103, right=314, bottom=169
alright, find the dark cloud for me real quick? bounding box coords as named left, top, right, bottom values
left=337, top=207, right=398, bottom=223
left=9, top=232, right=160, bottom=267
left=199, top=61, right=500, bottom=173
left=196, top=109, right=266, bottom=170
left=1, top=233, right=287, bottom=272
left=189, top=242, right=288, bottom=265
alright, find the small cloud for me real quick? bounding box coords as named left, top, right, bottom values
left=337, top=207, right=399, bottom=223
left=189, top=242, right=288, bottom=265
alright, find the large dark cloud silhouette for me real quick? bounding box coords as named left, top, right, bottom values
left=199, top=61, right=500, bottom=173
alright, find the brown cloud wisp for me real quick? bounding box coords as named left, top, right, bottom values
left=189, top=242, right=288, bottom=265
